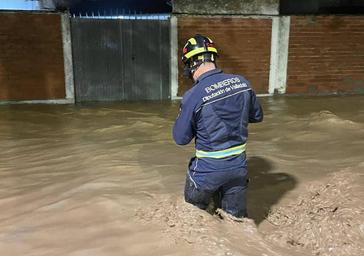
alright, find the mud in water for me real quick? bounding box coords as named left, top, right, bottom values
left=266, top=170, right=364, bottom=256
left=0, top=96, right=364, bottom=256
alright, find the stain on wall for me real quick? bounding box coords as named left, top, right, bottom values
left=173, top=0, right=279, bottom=15
left=0, top=12, right=65, bottom=100
left=287, top=16, right=364, bottom=94
left=177, top=16, right=272, bottom=96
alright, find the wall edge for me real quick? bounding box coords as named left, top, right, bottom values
left=0, top=99, right=75, bottom=105
left=61, top=13, right=75, bottom=103
left=170, top=16, right=179, bottom=100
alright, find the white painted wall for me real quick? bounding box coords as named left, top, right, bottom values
left=170, top=16, right=179, bottom=100
left=269, top=16, right=290, bottom=94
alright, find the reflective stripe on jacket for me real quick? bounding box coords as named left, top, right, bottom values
left=196, top=144, right=246, bottom=159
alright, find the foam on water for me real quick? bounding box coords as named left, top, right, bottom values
left=308, top=110, right=362, bottom=129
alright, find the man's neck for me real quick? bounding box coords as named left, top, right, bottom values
left=193, top=62, right=216, bottom=81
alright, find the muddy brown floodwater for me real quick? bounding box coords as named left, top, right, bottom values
left=0, top=96, right=364, bottom=256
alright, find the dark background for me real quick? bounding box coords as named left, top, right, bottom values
left=38, top=0, right=172, bottom=14
left=70, top=0, right=172, bottom=14
left=68, top=0, right=364, bottom=15
left=23, top=0, right=364, bottom=14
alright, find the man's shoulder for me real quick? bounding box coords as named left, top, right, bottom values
left=181, top=85, right=200, bottom=105
left=181, top=71, right=252, bottom=107
left=220, top=72, right=250, bottom=85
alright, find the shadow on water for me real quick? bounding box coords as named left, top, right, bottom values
left=247, top=156, right=297, bottom=225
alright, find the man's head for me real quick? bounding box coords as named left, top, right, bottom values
left=182, top=34, right=218, bottom=81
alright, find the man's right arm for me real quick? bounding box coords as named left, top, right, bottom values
left=249, top=90, right=263, bottom=123
left=173, top=94, right=196, bottom=145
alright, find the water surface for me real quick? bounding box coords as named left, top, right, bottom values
left=1, top=96, right=363, bottom=255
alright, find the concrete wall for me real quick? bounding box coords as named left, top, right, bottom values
left=286, top=16, right=364, bottom=95
left=173, top=0, right=279, bottom=15
left=174, top=14, right=364, bottom=97
left=177, top=16, right=272, bottom=96
left=0, top=12, right=70, bottom=102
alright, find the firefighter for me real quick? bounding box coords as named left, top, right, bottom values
left=173, top=34, right=263, bottom=218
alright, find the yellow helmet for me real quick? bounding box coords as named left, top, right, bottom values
left=182, top=34, right=218, bottom=64
left=182, top=34, right=218, bottom=77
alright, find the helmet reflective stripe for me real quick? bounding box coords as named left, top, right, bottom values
left=184, top=47, right=218, bottom=59
left=181, top=34, right=218, bottom=78
left=188, top=38, right=197, bottom=45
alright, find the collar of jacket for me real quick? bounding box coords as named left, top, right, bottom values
left=194, top=68, right=223, bottom=85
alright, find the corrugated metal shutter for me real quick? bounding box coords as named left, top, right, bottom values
left=71, top=18, right=170, bottom=102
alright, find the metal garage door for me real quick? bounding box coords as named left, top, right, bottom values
left=71, top=18, right=170, bottom=102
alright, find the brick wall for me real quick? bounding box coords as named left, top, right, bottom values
left=287, top=16, right=364, bottom=94
left=177, top=16, right=272, bottom=96
left=0, top=12, right=65, bottom=100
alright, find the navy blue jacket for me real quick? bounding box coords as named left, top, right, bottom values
left=173, top=69, right=263, bottom=173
